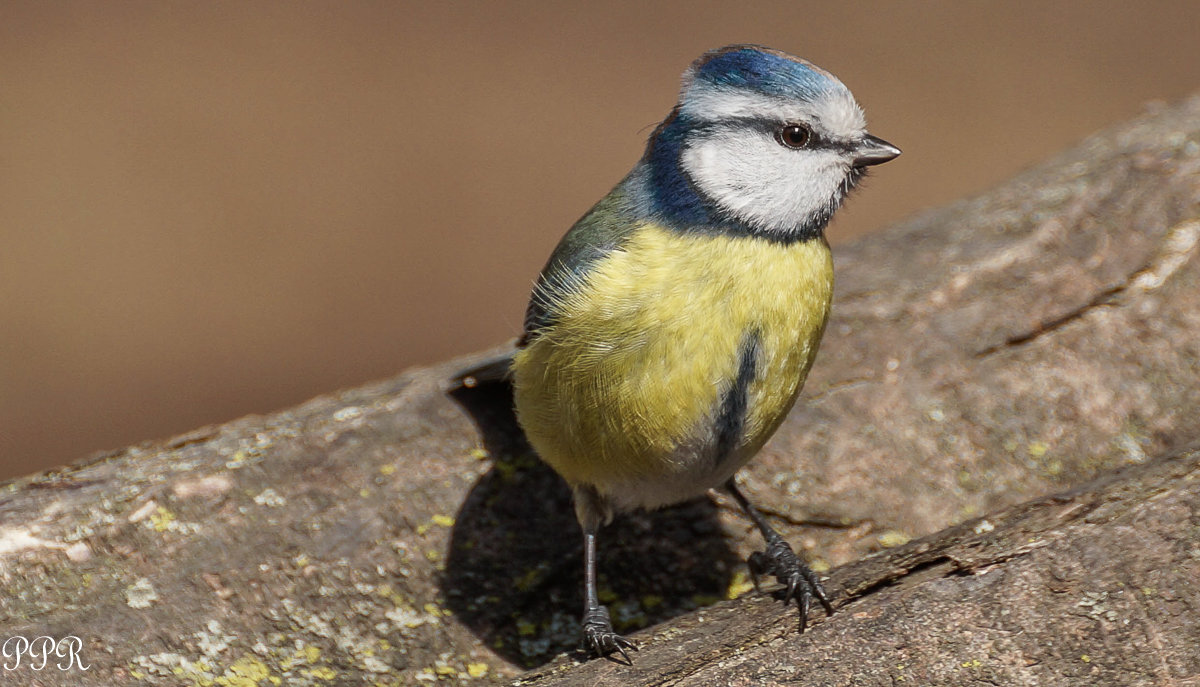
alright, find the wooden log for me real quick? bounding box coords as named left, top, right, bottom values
left=1, top=94, right=1197, bottom=686
left=517, top=448, right=1200, bottom=686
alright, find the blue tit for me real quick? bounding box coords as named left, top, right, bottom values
left=477, top=44, right=899, bottom=661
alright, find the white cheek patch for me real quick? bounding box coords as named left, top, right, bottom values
left=682, top=129, right=848, bottom=235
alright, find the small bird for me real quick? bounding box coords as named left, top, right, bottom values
left=490, top=45, right=898, bottom=660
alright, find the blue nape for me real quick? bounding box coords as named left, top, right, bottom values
left=644, top=114, right=718, bottom=228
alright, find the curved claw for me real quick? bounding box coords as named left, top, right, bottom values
left=783, top=575, right=798, bottom=606
left=586, top=629, right=638, bottom=664
left=582, top=605, right=638, bottom=663
left=797, top=582, right=811, bottom=632
left=747, top=534, right=833, bottom=632
left=806, top=566, right=835, bottom=616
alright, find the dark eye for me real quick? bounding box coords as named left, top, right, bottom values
left=776, top=124, right=811, bottom=149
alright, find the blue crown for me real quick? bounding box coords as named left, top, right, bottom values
left=689, top=45, right=837, bottom=101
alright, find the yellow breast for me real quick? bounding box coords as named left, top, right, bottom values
left=512, top=224, right=833, bottom=493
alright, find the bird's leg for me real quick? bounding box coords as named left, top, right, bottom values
left=580, top=525, right=637, bottom=662
left=725, top=478, right=834, bottom=632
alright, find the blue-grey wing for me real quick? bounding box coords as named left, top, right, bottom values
left=520, top=180, right=643, bottom=346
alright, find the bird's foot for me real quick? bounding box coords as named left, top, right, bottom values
left=748, top=533, right=834, bottom=632
left=581, top=604, right=637, bottom=663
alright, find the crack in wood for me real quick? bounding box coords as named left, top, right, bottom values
left=976, top=218, right=1200, bottom=357
left=839, top=555, right=961, bottom=602
left=975, top=285, right=1125, bottom=356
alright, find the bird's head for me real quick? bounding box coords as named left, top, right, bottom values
left=643, top=45, right=900, bottom=239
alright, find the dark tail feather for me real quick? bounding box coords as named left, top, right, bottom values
left=453, top=351, right=516, bottom=389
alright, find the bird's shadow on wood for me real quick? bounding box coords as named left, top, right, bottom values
left=445, top=373, right=738, bottom=668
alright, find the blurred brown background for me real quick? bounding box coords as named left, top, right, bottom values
left=3, top=2, right=1199, bottom=480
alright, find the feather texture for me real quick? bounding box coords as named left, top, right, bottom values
left=513, top=224, right=832, bottom=512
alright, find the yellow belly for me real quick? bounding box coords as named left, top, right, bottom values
left=512, top=224, right=833, bottom=498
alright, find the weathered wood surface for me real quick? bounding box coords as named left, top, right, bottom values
left=1, top=95, right=1198, bottom=686
left=519, top=447, right=1200, bottom=686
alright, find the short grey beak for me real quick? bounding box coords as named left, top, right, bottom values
left=853, top=134, right=901, bottom=167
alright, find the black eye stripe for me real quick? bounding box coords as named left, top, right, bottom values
left=689, top=117, right=852, bottom=153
